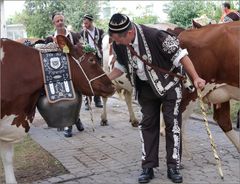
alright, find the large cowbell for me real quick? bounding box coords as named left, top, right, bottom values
left=37, top=93, right=82, bottom=128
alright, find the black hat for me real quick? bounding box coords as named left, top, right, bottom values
left=83, top=14, right=93, bottom=21
left=108, top=13, right=131, bottom=33
left=52, top=12, right=64, bottom=21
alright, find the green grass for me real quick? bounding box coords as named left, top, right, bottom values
left=0, top=135, right=68, bottom=183
left=230, top=101, right=240, bottom=123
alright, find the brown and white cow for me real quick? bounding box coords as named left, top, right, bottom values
left=101, top=34, right=139, bottom=127
left=0, top=35, right=115, bottom=184
left=178, top=21, right=240, bottom=152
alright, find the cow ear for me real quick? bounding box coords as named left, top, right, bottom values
left=192, top=19, right=202, bottom=29
left=56, top=35, right=73, bottom=53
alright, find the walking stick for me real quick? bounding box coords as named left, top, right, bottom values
left=197, top=89, right=224, bottom=179
left=87, top=97, right=95, bottom=132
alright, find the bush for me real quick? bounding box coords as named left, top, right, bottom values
left=230, top=101, right=240, bottom=123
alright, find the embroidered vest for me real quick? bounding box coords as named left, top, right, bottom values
left=113, top=24, right=182, bottom=97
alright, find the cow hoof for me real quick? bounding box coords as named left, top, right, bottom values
left=131, top=121, right=139, bottom=127
left=100, top=120, right=108, bottom=126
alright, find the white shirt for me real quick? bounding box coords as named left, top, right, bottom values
left=114, top=27, right=148, bottom=81
left=130, top=28, right=148, bottom=81
left=87, top=28, right=96, bottom=49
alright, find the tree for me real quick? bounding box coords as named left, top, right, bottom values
left=122, top=3, right=159, bottom=26
left=6, top=12, right=27, bottom=25
left=64, top=0, right=100, bottom=32
left=163, top=0, right=224, bottom=28
left=23, top=0, right=66, bottom=38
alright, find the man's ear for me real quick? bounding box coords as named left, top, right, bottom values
left=56, top=35, right=73, bottom=53
left=128, top=29, right=135, bottom=38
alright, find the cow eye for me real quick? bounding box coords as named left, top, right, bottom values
left=88, top=57, right=95, bottom=64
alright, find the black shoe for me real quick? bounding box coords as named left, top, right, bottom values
left=94, top=96, right=103, bottom=108
left=167, top=168, right=183, bottom=183
left=138, top=168, right=154, bottom=183
left=75, top=119, right=84, bottom=131
left=63, top=126, right=72, bottom=137
left=95, top=101, right=103, bottom=108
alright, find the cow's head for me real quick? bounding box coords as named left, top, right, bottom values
left=56, top=35, right=115, bottom=97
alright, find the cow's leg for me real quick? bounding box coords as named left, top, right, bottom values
left=0, top=141, right=17, bottom=184
left=237, top=110, right=240, bottom=129
left=181, top=101, right=197, bottom=160
left=100, top=97, right=108, bottom=126
left=205, top=86, right=240, bottom=152
left=123, top=90, right=139, bottom=127
left=160, top=107, right=166, bottom=136
left=213, top=102, right=240, bottom=152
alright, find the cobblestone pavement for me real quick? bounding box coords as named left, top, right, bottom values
left=30, top=96, right=240, bottom=184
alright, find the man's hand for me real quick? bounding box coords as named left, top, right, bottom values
left=180, top=56, right=206, bottom=90
left=193, top=77, right=206, bottom=90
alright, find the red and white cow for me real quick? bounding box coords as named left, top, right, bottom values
left=101, top=34, right=139, bottom=127
left=0, top=36, right=115, bottom=183
left=178, top=21, right=240, bottom=152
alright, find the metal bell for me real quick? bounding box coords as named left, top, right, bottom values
left=37, top=92, right=82, bottom=128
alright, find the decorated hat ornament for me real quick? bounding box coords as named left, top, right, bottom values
left=83, top=44, right=96, bottom=53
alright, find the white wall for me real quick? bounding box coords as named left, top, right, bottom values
left=0, top=0, right=7, bottom=37
left=6, top=24, right=27, bottom=40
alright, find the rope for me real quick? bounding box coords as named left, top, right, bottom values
left=197, top=89, right=224, bottom=179
left=71, top=55, right=107, bottom=96
left=87, top=97, right=95, bottom=132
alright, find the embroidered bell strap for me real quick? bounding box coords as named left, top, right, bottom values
left=39, top=52, right=76, bottom=103
left=126, top=45, right=186, bottom=81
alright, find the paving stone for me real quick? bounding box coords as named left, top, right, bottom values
left=31, top=96, right=240, bottom=184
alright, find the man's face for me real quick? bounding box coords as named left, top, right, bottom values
left=83, top=19, right=92, bottom=30
left=222, top=6, right=229, bottom=13
left=110, top=29, right=134, bottom=45
left=53, top=15, right=65, bottom=30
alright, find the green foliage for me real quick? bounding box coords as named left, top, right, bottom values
left=23, top=0, right=66, bottom=38
left=95, top=19, right=109, bottom=33
left=6, top=12, right=26, bottom=25
left=64, top=0, right=101, bottom=32
left=230, top=101, right=240, bottom=123
left=163, top=1, right=228, bottom=28
left=164, top=1, right=202, bottom=27
left=133, top=15, right=158, bottom=24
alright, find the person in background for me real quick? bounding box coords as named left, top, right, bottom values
left=219, top=2, right=240, bottom=23
left=46, top=12, right=84, bottom=137
left=80, top=14, right=105, bottom=110
left=107, top=13, right=206, bottom=184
